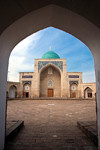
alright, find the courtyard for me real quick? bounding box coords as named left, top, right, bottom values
left=6, top=99, right=97, bottom=150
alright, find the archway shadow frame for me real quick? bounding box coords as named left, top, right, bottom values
left=0, top=4, right=100, bottom=149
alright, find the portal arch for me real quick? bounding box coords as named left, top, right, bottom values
left=70, top=83, right=78, bottom=98
left=0, top=4, right=100, bottom=149
left=9, top=85, right=17, bottom=98
left=84, top=87, right=92, bottom=99
left=23, top=83, right=31, bottom=98
left=40, top=65, right=61, bottom=97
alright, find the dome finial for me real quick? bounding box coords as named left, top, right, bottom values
left=49, top=46, right=51, bottom=51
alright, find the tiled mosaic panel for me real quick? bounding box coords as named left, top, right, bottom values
left=38, top=61, right=63, bottom=72
left=69, top=75, right=79, bottom=78
left=22, top=75, right=33, bottom=78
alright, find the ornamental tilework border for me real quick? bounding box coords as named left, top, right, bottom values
left=69, top=81, right=79, bottom=85
left=38, top=61, right=63, bottom=72
left=22, top=81, right=32, bottom=85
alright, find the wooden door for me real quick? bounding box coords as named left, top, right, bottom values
left=72, top=92, right=76, bottom=98
left=48, top=89, right=53, bottom=97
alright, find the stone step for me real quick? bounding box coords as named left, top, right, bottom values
left=77, top=121, right=98, bottom=146
left=6, top=120, right=24, bottom=141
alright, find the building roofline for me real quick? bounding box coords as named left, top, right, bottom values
left=19, top=72, right=34, bottom=73
left=67, top=72, right=82, bottom=73
left=83, top=82, right=96, bottom=84
left=35, top=58, right=66, bottom=60
left=7, top=81, right=20, bottom=83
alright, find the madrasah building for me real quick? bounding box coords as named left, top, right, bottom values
left=7, top=50, right=96, bottom=99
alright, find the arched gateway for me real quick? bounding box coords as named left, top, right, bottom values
left=84, top=87, right=93, bottom=99
left=9, top=85, right=17, bottom=98
left=0, top=3, right=100, bottom=150
left=40, top=65, right=61, bottom=97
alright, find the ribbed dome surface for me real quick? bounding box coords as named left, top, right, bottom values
left=42, top=51, right=60, bottom=59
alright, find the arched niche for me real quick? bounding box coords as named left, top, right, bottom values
left=40, top=64, right=61, bottom=97
left=23, top=83, right=31, bottom=98
left=9, top=85, right=17, bottom=98
left=70, top=83, right=78, bottom=98
left=84, top=87, right=92, bottom=99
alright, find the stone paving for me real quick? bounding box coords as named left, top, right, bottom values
left=5, top=100, right=97, bottom=150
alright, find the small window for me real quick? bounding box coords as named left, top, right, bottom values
left=48, top=80, right=53, bottom=87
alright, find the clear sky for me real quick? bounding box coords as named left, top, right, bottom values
left=8, top=27, right=95, bottom=83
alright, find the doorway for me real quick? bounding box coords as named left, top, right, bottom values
left=26, top=92, right=29, bottom=98
left=72, top=92, right=76, bottom=98
left=84, top=87, right=92, bottom=98
left=9, top=85, right=17, bottom=98
left=48, top=89, right=53, bottom=97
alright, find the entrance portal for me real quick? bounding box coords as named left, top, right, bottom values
left=9, top=85, right=17, bottom=98
left=48, top=89, right=53, bottom=97
left=70, top=83, right=78, bottom=98
left=84, top=87, right=92, bottom=98
left=40, top=65, right=61, bottom=97
left=23, top=83, right=30, bottom=98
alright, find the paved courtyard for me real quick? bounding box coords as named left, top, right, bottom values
left=6, top=99, right=97, bottom=150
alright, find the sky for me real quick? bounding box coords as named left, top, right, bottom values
left=8, top=27, right=95, bottom=83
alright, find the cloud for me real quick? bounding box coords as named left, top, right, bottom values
left=8, top=31, right=42, bottom=81
left=83, top=71, right=96, bottom=83
left=11, top=31, right=42, bottom=57
left=7, top=27, right=95, bottom=84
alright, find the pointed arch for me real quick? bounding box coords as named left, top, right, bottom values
left=84, top=87, right=92, bottom=98
left=70, top=83, right=78, bottom=98
left=23, top=83, right=31, bottom=98
left=39, top=63, right=62, bottom=76
left=0, top=4, right=100, bottom=150
left=40, top=64, right=61, bottom=97
left=9, top=85, right=17, bottom=98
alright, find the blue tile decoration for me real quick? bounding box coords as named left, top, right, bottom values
left=69, top=75, right=79, bottom=78
left=69, top=81, right=78, bottom=85
left=22, top=75, right=33, bottom=78
left=22, top=81, right=32, bottom=85
left=38, top=61, right=63, bottom=72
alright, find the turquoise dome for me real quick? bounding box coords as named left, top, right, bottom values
left=42, top=51, right=60, bottom=59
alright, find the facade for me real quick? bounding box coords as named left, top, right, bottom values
left=7, top=51, right=96, bottom=99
